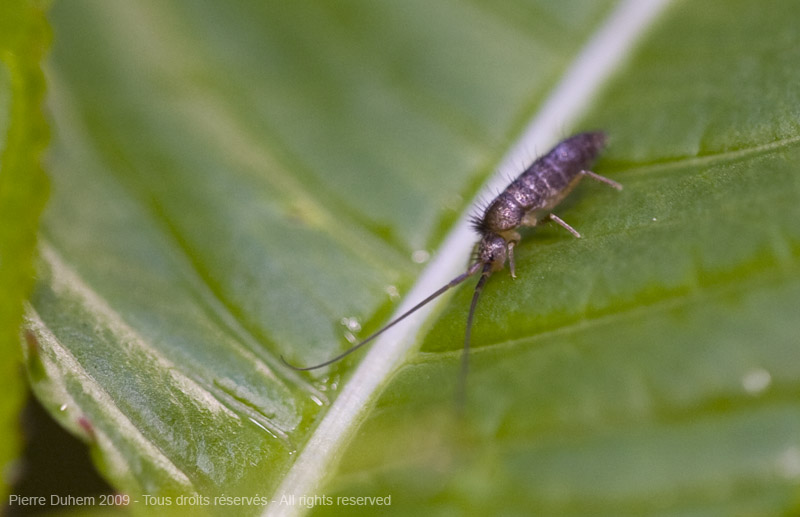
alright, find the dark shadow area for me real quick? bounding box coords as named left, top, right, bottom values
left=5, top=393, right=121, bottom=516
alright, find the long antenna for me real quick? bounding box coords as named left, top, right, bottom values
left=282, top=261, right=484, bottom=371
left=456, top=263, right=492, bottom=412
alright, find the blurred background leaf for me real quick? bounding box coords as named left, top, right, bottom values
left=0, top=0, right=49, bottom=501
left=17, top=0, right=800, bottom=515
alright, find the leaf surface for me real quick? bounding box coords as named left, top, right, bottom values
left=27, top=0, right=800, bottom=515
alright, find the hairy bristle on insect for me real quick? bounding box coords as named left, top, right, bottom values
left=469, top=213, right=489, bottom=234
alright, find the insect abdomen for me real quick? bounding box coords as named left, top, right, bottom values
left=477, top=132, right=606, bottom=233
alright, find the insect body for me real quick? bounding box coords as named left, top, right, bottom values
left=284, top=132, right=622, bottom=405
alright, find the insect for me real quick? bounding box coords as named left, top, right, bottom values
left=283, top=132, right=622, bottom=406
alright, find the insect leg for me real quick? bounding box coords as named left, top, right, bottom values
left=581, top=170, right=623, bottom=191
left=547, top=213, right=582, bottom=238
left=505, top=232, right=521, bottom=279
left=507, top=241, right=517, bottom=279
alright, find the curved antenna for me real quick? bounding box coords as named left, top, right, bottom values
left=282, top=261, right=484, bottom=371
left=456, top=263, right=492, bottom=412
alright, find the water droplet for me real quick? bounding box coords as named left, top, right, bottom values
left=412, top=250, right=430, bottom=264
left=778, top=446, right=800, bottom=479
left=340, top=317, right=361, bottom=333
left=742, top=368, right=771, bottom=395
left=385, top=285, right=400, bottom=301
left=445, top=194, right=463, bottom=210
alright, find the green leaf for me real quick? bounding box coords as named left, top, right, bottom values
left=27, top=0, right=800, bottom=515
left=0, top=0, right=49, bottom=498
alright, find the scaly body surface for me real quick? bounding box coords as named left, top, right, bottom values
left=473, top=132, right=620, bottom=278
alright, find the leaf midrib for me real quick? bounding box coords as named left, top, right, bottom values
left=265, top=1, right=676, bottom=515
